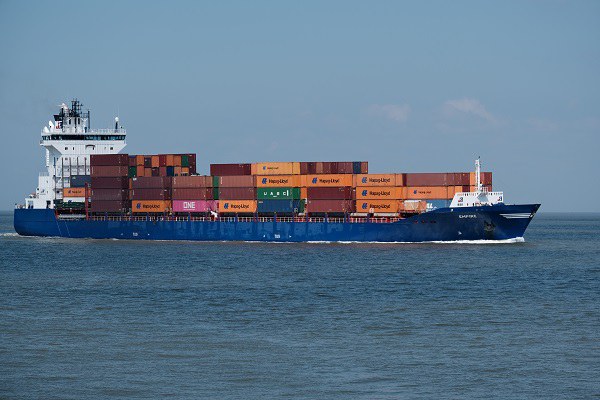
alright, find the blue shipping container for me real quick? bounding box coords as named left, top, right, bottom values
left=257, top=199, right=305, bottom=213
left=70, top=175, right=91, bottom=187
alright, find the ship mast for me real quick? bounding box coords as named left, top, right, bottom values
left=475, top=157, right=482, bottom=193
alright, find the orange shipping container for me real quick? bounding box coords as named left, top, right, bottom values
left=256, top=175, right=301, bottom=187
left=218, top=200, right=257, bottom=213
left=301, top=187, right=307, bottom=199
left=135, top=155, right=144, bottom=166
left=353, top=174, right=396, bottom=187
left=151, top=155, right=159, bottom=168
left=131, top=200, right=171, bottom=213
left=136, top=166, right=145, bottom=177
left=166, top=154, right=175, bottom=166
left=355, top=187, right=402, bottom=200
left=251, top=162, right=300, bottom=175
left=355, top=200, right=400, bottom=213
left=400, top=200, right=427, bottom=212
left=174, top=155, right=182, bottom=167
left=301, top=174, right=354, bottom=187
left=181, top=167, right=189, bottom=175
left=404, top=186, right=450, bottom=200
left=395, top=173, right=406, bottom=186
left=63, top=187, right=86, bottom=197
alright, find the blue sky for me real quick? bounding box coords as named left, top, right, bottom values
left=1, top=1, right=598, bottom=211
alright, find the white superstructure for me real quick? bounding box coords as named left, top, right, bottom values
left=25, top=100, right=126, bottom=209
left=449, top=157, right=504, bottom=208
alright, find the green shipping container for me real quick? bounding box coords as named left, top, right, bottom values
left=257, top=187, right=301, bottom=200
left=212, top=176, right=220, bottom=187
left=181, top=154, right=189, bottom=167
left=213, top=187, right=219, bottom=200
left=128, top=166, right=137, bottom=178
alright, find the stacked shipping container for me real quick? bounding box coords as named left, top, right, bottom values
left=90, top=154, right=130, bottom=213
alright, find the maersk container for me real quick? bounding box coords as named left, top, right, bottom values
left=257, top=187, right=301, bottom=200
left=70, top=175, right=91, bottom=188
left=257, top=199, right=305, bottom=214
left=218, top=187, right=257, bottom=200
left=172, top=188, right=213, bottom=200
left=306, top=187, right=354, bottom=199
left=90, top=154, right=129, bottom=166
left=91, top=176, right=128, bottom=189
left=210, top=163, right=252, bottom=176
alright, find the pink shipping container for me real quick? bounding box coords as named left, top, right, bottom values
left=173, top=200, right=218, bottom=213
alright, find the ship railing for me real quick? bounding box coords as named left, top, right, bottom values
left=84, top=215, right=405, bottom=223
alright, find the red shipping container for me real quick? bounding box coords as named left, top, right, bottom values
left=159, top=155, right=167, bottom=167
left=405, top=173, right=448, bottom=186
left=91, top=176, right=129, bottom=189
left=307, top=187, right=354, bottom=200
left=217, top=175, right=255, bottom=187
left=90, top=154, right=129, bottom=166
left=360, top=162, right=368, bottom=174
left=306, top=199, right=355, bottom=213
left=300, top=162, right=317, bottom=175
left=91, top=165, right=128, bottom=177
left=218, top=187, right=256, bottom=200
left=172, top=188, right=213, bottom=200
left=128, top=156, right=137, bottom=167
left=91, top=188, right=129, bottom=201
left=172, top=176, right=212, bottom=188
left=210, top=163, right=252, bottom=176
left=132, top=188, right=172, bottom=200
left=336, top=162, right=354, bottom=174
left=132, top=176, right=173, bottom=189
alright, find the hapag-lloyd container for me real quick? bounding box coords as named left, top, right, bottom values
left=132, top=200, right=171, bottom=213
left=257, top=187, right=301, bottom=200
left=255, top=175, right=301, bottom=187
left=355, top=187, right=403, bottom=200
left=353, top=174, right=396, bottom=187
left=306, top=187, right=354, bottom=200
left=356, top=200, right=400, bottom=213
left=217, top=176, right=255, bottom=187
left=63, top=187, right=86, bottom=197
left=251, top=162, right=300, bottom=175
left=218, top=200, right=257, bottom=213
left=173, top=200, right=218, bottom=213
left=404, top=186, right=450, bottom=199
left=302, top=174, right=354, bottom=187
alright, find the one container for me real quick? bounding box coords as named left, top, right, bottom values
left=91, top=188, right=129, bottom=201
left=131, top=188, right=171, bottom=200
left=302, top=174, right=354, bottom=187
left=172, top=188, right=213, bottom=200
left=91, top=176, right=129, bottom=189
left=63, top=187, right=87, bottom=197
left=306, top=187, right=354, bottom=199
left=257, top=199, right=305, bottom=213
left=172, top=200, right=218, bottom=213
left=251, top=162, right=300, bottom=175
left=404, top=186, right=450, bottom=199
left=355, top=200, right=400, bottom=213
left=353, top=174, right=396, bottom=187
left=257, top=187, right=301, bottom=200
left=218, top=187, right=256, bottom=200
left=255, top=175, right=301, bottom=187
left=90, top=154, right=129, bottom=166
left=217, top=175, right=255, bottom=187
left=218, top=200, right=257, bottom=213
left=172, top=176, right=212, bottom=188
left=91, top=166, right=128, bottom=177
left=306, top=199, right=355, bottom=213
left=132, top=200, right=171, bottom=213
left=355, top=187, right=402, bottom=200
left=210, top=163, right=252, bottom=176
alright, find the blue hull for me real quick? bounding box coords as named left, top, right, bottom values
left=14, top=204, right=540, bottom=242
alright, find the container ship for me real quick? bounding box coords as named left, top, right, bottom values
left=13, top=100, right=540, bottom=242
